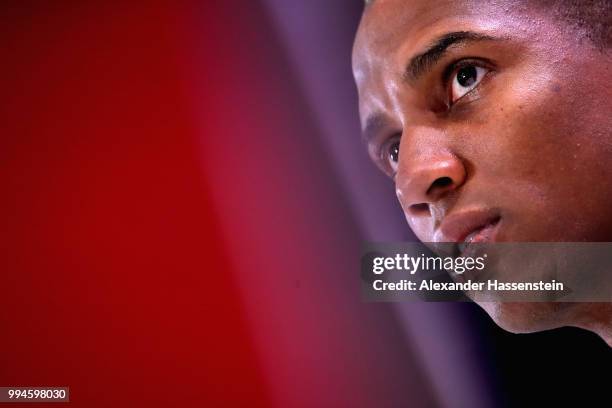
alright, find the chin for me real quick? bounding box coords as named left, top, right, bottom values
left=477, top=301, right=568, bottom=334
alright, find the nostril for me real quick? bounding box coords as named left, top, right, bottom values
left=427, top=176, right=453, bottom=196
left=409, top=203, right=429, bottom=216
left=432, top=176, right=452, bottom=188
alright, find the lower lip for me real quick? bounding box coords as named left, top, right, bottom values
left=457, top=217, right=500, bottom=255
left=467, top=218, right=500, bottom=243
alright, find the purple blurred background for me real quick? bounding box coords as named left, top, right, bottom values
left=260, top=1, right=498, bottom=407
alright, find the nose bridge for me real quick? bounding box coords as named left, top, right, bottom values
left=395, top=126, right=466, bottom=213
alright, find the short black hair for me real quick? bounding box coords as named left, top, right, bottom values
left=540, top=0, right=611, bottom=49
left=364, top=0, right=611, bottom=49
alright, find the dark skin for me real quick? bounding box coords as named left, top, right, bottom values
left=353, top=0, right=612, bottom=344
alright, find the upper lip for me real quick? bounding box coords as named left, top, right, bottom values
left=433, top=208, right=501, bottom=243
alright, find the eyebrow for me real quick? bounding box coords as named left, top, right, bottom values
left=405, top=31, right=495, bottom=82
left=362, top=112, right=393, bottom=144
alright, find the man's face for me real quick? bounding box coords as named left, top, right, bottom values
left=353, top=0, right=612, bottom=330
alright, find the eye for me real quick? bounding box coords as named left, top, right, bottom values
left=384, top=139, right=400, bottom=174
left=450, top=65, right=488, bottom=103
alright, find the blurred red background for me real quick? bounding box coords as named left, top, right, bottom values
left=2, top=2, right=268, bottom=405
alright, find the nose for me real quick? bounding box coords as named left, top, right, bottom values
left=395, top=150, right=466, bottom=217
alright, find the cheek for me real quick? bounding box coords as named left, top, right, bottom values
left=474, top=72, right=612, bottom=240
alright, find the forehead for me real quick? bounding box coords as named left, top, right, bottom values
left=353, top=0, right=513, bottom=78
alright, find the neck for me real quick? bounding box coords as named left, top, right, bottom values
left=571, top=303, right=612, bottom=347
